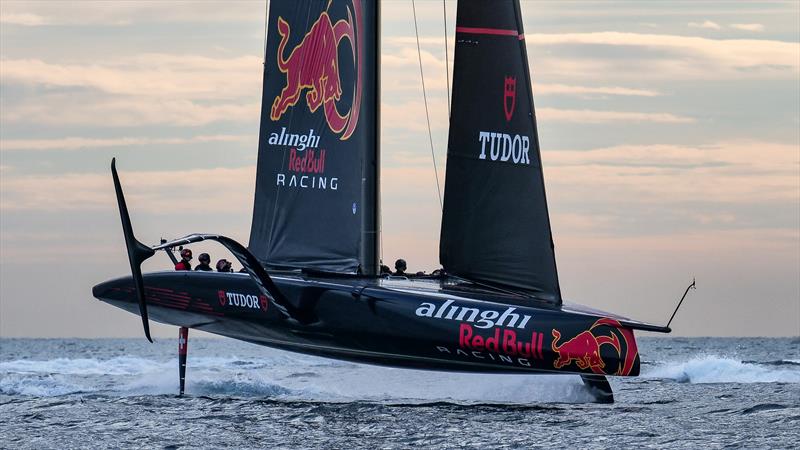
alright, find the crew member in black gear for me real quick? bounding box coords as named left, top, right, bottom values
left=195, top=253, right=212, bottom=271
left=175, top=248, right=192, bottom=271
left=394, top=259, right=407, bottom=276
left=216, top=259, right=233, bottom=272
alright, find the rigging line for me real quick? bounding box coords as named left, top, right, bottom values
left=443, top=0, right=451, bottom=117
left=412, top=0, right=443, bottom=211
left=262, top=0, right=270, bottom=64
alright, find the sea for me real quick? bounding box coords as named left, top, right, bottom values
left=1, top=337, right=798, bottom=449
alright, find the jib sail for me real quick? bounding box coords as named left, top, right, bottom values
left=249, top=0, right=379, bottom=274
left=439, top=0, right=561, bottom=304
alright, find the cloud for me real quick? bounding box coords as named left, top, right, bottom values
left=537, top=108, right=694, bottom=123
left=534, top=84, right=662, bottom=97
left=0, top=166, right=255, bottom=213
left=382, top=100, right=449, bottom=133
left=0, top=55, right=263, bottom=127
left=0, top=1, right=261, bottom=26
left=0, top=135, right=253, bottom=152
left=730, top=23, right=765, bottom=32
left=3, top=95, right=260, bottom=127
left=0, top=13, right=48, bottom=26
left=388, top=32, right=799, bottom=80
left=0, top=55, right=262, bottom=100
left=545, top=141, right=799, bottom=206
left=689, top=20, right=722, bottom=30
left=525, top=32, right=799, bottom=78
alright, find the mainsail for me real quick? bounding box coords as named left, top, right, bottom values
left=249, top=0, right=379, bottom=274
left=439, top=0, right=562, bottom=304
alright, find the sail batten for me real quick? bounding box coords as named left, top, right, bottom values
left=248, top=0, right=378, bottom=275
left=439, top=0, right=562, bottom=304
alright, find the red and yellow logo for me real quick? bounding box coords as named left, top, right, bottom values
left=270, top=2, right=363, bottom=140
left=551, top=318, right=638, bottom=376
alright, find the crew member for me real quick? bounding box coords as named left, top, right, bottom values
left=393, top=259, right=407, bottom=276
left=175, top=248, right=192, bottom=271
left=216, top=259, right=233, bottom=272
left=195, top=253, right=212, bottom=271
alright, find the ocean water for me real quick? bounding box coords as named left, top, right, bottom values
left=1, top=337, right=798, bottom=449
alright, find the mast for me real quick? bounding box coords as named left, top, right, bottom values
left=360, top=0, right=380, bottom=276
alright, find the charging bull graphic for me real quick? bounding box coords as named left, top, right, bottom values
left=551, top=318, right=638, bottom=376
left=270, top=1, right=363, bottom=140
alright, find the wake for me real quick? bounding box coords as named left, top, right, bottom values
left=3, top=353, right=798, bottom=399
left=643, top=355, right=800, bottom=384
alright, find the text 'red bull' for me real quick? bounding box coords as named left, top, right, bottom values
left=270, top=2, right=363, bottom=140
left=459, top=323, right=544, bottom=359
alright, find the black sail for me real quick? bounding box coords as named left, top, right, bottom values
left=249, top=0, right=379, bottom=274
left=439, top=0, right=561, bottom=304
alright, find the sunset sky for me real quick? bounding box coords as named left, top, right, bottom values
left=1, top=1, right=798, bottom=337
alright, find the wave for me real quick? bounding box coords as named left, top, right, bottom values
left=643, top=355, right=800, bottom=384
left=1, top=355, right=596, bottom=403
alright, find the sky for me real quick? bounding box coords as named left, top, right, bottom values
left=0, top=1, right=798, bottom=338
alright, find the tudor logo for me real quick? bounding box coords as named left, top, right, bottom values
left=503, top=76, right=516, bottom=122
left=218, top=290, right=268, bottom=312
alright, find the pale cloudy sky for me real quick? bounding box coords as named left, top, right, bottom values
left=0, top=1, right=798, bottom=337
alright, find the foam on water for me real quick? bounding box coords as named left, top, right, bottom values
left=643, top=355, right=800, bottom=384
left=4, top=350, right=799, bottom=401
left=1, top=355, right=594, bottom=403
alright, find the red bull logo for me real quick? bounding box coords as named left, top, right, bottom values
left=551, top=318, right=638, bottom=376
left=270, top=2, right=363, bottom=140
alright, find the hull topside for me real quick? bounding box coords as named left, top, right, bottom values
left=93, top=271, right=641, bottom=377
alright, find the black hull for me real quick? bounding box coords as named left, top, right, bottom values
left=94, top=271, right=641, bottom=377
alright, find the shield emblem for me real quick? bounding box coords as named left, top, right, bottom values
left=259, top=295, right=269, bottom=312
left=503, top=76, right=516, bottom=122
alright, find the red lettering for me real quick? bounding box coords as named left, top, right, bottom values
left=458, top=325, right=544, bottom=361
left=502, top=329, right=517, bottom=355
left=485, top=328, right=500, bottom=352
left=459, top=323, right=473, bottom=348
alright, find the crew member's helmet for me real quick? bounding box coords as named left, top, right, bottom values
left=198, top=253, right=210, bottom=264
left=180, top=248, right=193, bottom=260
left=395, top=259, right=407, bottom=272
left=216, top=259, right=232, bottom=272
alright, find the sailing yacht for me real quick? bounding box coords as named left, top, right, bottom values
left=94, top=0, right=684, bottom=403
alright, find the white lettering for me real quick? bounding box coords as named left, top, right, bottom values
left=490, top=132, right=500, bottom=160
left=416, top=302, right=436, bottom=317
left=476, top=131, right=531, bottom=166
left=522, top=136, right=530, bottom=164
left=512, top=135, right=522, bottom=163
left=475, top=309, right=500, bottom=329
left=268, top=127, right=319, bottom=151
left=416, top=302, right=532, bottom=329
left=434, top=300, right=455, bottom=319
left=221, top=291, right=263, bottom=310
left=455, top=307, right=479, bottom=323
left=500, top=134, right=512, bottom=161
left=478, top=132, right=490, bottom=160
